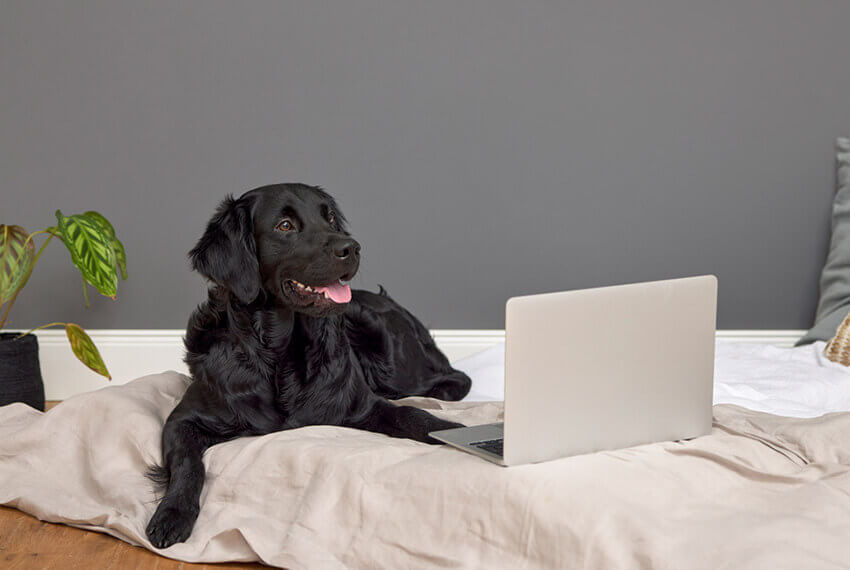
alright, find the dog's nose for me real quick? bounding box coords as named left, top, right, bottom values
left=333, top=238, right=361, bottom=260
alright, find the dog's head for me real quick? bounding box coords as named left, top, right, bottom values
left=189, top=183, right=360, bottom=317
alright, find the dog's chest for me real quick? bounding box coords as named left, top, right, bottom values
left=272, top=345, right=366, bottom=428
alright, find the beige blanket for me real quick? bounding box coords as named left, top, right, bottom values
left=1, top=371, right=850, bottom=569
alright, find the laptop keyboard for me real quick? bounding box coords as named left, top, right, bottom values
left=470, top=438, right=504, bottom=457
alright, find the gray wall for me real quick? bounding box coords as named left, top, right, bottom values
left=2, top=0, right=849, bottom=331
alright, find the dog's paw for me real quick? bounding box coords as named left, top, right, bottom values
left=424, top=418, right=466, bottom=444
left=146, top=503, right=198, bottom=549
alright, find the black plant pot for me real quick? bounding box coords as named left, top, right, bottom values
left=0, top=333, right=46, bottom=411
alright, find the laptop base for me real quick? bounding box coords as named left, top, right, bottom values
left=430, top=422, right=506, bottom=466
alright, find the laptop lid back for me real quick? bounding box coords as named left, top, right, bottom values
left=502, top=275, right=717, bottom=466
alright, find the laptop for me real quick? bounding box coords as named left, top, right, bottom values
left=430, top=275, right=717, bottom=466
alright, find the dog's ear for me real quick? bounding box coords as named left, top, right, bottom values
left=189, top=194, right=260, bottom=304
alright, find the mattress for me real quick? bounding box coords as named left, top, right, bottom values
left=1, top=342, right=849, bottom=568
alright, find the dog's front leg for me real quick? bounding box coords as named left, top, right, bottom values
left=354, top=399, right=465, bottom=444
left=146, top=419, right=216, bottom=549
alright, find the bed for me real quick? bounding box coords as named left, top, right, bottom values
left=1, top=339, right=850, bottom=569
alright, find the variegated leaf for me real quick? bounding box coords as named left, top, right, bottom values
left=111, top=238, right=128, bottom=281
left=55, top=210, right=118, bottom=298
left=65, top=323, right=111, bottom=379
left=83, top=211, right=127, bottom=280
left=82, top=211, right=116, bottom=238
left=0, top=224, right=35, bottom=305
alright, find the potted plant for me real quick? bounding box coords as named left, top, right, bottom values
left=0, top=211, right=127, bottom=410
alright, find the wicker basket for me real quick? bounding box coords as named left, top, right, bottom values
left=824, top=312, right=850, bottom=366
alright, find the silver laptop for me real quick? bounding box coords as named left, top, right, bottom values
left=430, top=275, right=717, bottom=466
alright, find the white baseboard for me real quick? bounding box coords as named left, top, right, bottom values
left=4, top=329, right=806, bottom=400
left=32, top=330, right=187, bottom=400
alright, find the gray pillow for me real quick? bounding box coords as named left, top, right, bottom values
left=798, top=137, right=850, bottom=345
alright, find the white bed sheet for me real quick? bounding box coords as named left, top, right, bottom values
left=457, top=340, right=850, bottom=418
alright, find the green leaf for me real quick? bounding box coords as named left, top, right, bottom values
left=82, top=211, right=115, bottom=238
left=0, top=225, right=35, bottom=305
left=65, top=323, right=111, bottom=379
left=83, top=211, right=127, bottom=280
left=111, top=237, right=128, bottom=281
left=55, top=210, right=118, bottom=298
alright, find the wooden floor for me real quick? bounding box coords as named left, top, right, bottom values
left=0, top=507, right=267, bottom=569
left=0, top=403, right=268, bottom=570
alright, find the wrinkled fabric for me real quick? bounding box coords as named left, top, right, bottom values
left=2, top=371, right=850, bottom=569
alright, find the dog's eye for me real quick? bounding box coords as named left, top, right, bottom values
left=327, top=211, right=336, bottom=225
left=277, top=219, right=295, bottom=232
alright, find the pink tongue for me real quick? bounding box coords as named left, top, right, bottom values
left=315, top=281, right=352, bottom=303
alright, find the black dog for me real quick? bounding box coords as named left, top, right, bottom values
left=145, top=183, right=471, bottom=548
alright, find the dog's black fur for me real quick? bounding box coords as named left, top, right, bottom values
left=145, top=183, right=471, bottom=549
